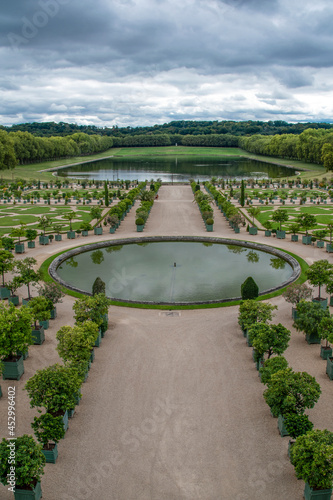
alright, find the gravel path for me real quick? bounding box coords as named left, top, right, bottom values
left=0, top=185, right=332, bottom=500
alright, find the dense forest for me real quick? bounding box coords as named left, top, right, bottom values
left=2, top=119, right=333, bottom=137
left=1, top=120, right=333, bottom=171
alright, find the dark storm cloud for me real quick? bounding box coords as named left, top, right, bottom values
left=0, top=0, right=333, bottom=126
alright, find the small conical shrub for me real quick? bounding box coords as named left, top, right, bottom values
left=241, top=276, right=259, bottom=300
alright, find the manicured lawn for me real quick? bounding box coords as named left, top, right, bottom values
left=254, top=205, right=333, bottom=230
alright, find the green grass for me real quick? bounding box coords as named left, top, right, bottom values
left=38, top=243, right=308, bottom=309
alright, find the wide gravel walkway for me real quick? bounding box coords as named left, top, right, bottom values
left=0, top=185, right=332, bottom=500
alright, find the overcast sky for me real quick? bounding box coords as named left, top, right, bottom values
left=1, top=0, right=333, bottom=128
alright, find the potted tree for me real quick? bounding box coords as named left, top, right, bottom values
left=0, top=249, right=14, bottom=299
left=26, top=228, right=38, bottom=249
left=259, top=356, right=289, bottom=384
left=37, top=215, right=52, bottom=245
left=290, top=429, right=333, bottom=499
left=1, top=236, right=14, bottom=251
left=26, top=296, right=51, bottom=344
left=135, top=217, right=145, bottom=232
left=11, top=224, right=26, bottom=254
left=314, top=229, right=328, bottom=248
left=290, top=223, right=300, bottom=242
left=284, top=412, right=313, bottom=457
left=205, top=217, right=214, bottom=232
left=79, top=221, right=92, bottom=236
left=37, top=282, right=64, bottom=319
left=238, top=300, right=277, bottom=338
left=53, top=223, right=63, bottom=241
left=73, top=293, right=111, bottom=341
left=0, top=434, right=46, bottom=500
left=15, top=258, right=41, bottom=304
left=7, top=276, right=22, bottom=306
left=31, top=412, right=65, bottom=463
left=282, top=283, right=313, bottom=319
left=56, top=321, right=98, bottom=370
left=62, top=210, right=77, bottom=238
left=306, top=259, right=333, bottom=310
left=318, top=316, right=333, bottom=360
left=263, top=220, right=273, bottom=237
left=247, top=207, right=261, bottom=234
left=90, top=206, right=103, bottom=234
left=272, top=208, right=289, bottom=238
left=0, top=302, right=33, bottom=380
left=248, top=322, right=290, bottom=368
left=297, top=213, right=317, bottom=245
left=107, top=214, right=119, bottom=234
left=294, top=300, right=330, bottom=344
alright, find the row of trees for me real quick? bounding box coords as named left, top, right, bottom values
left=239, top=128, right=333, bottom=169
left=0, top=130, right=113, bottom=169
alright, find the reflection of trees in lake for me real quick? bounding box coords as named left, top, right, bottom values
left=105, top=245, right=123, bottom=253
left=227, top=245, right=247, bottom=254
left=247, top=250, right=260, bottom=263
left=270, top=257, right=286, bottom=270
left=91, top=250, right=104, bottom=265
left=202, top=242, right=213, bottom=247
left=65, top=257, right=78, bottom=268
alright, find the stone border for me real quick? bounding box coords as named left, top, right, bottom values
left=49, top=236, right=301, bottom=306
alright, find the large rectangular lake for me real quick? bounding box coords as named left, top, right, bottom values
left=56, top=156, right=296, bottom=182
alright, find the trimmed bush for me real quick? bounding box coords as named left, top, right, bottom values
left=241, top=276, right=259, bottom=300
left=135, top=217, right=144, bottom=225
left=206, top=218, right=214, bottom=225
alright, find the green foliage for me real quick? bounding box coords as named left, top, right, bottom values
left=283, top=413, right=313, bottom=440
left=92, top=277, right=106, bottom=296
left=25, top=228, right=38, bottom=241
left=0, top=249, right=14, bottom=286
left=259, top=356, right=289, bottom=385
left=318, top=316, right=333, bottom=345
left=62, top=210, right=76, bottom=231
left=241, top=276, right=259, bottom=300
left=0, top=302, right=33, bottom=360
left=271, top=209, right=289, bottom=230
left=79, top=221, right=92, bottom=231
left=73, top=293, right=111, bottom=327
left=306, top=259, right=333, bottom=299
left=247, top=206, right=261, bottom=225
left=32, top=412, right=66, bottom=448
left=56, top=321, right=98, bottom=365
left=282, top=283, right=312, bottom=305
left=297, top=213, right=317, bottom=236
left=294, top=300, right=330, bottom=337
left=249, top=323, right=291, bottom=359
left=238, top=300, right=277, bottom=330
left=15, top=257, right=41, bottom=299
left=289, top=223, right=300, bottom=235
left=25, top=363, right=82, bottom=414
left=263, top=368, right=321, bottom=417
left=240, top=179, right=245, bottom=207
left=37, top=215, right=52, bottom=235
left=37, top=281, right=64, bottom=305
left=206, top=218, right=214, bottom=225
left=136, top=217, right=145, bottom=225
left=26, top=296, right=51, bottom=328
left=90, top=206, right=102, bottom=224
left=290, top=429, right=333, bottom=490
left=0, top=435, right=45, bottom=488
left=1, top=236, right=14, bottom=250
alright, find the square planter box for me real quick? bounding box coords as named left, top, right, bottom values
left=136, top=225, right=144, bottom=232
left=3, top=356, right=24, bottom=380
left=278, top=414, right=289, bottom=437
left=94, top=329, right=102, bottom=347
left=0, top=286, right=10, bottom=299
left=27, top=241, right=35, bottom=248
left=8, top=295, right=19, bottom=306
left=302, top=235, right=312, bottom=245
left=317, top=240, right=325, bottom=248
left=31, top=326, right=45, bottom=345
left=327, top=243, right=333, bottom=253
left=326, top=357, right=333, bottom=380
left=304, top=482, right=332, bottom=500
left=292, top=307, right=298, bottom=320
left=94, top=227, right=103, bottom=235
left=291, top=234, right=298, bottom=242
left=62, top=410, right=69, bottom=433
left=15, top=243, right=25, bottom=254
left=206, top=224, right=213, bottom=232
left=39, top=319, right=49, bottom=330
left=50, top=307, right=57, bottom=319
left=234, top=227, right=240, bottom=233
left=320, top=345, right=332, bottom=360
left=42, top=443, right=58, bottom=463
left=14, top=481, right=42, bottom=500
left=109, top=227, right=116, bottom=233
left=249, top=227, right=257, bottom=235
left=264, top=230, right=271, bottom=237
left=312, top=297, right=328, bottom=310
left=39, top=235, right=49, bottom=245
left=306, top=332, right=321, bottom=345
left=82, top=230, right=89, bottom=236
left=276, top=230, right=286, bottom=239
left=67, top=231, right=76, bottom=239
left=55, top=234, right=62, bottom=241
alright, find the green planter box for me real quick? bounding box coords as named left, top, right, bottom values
left=292, top=307, right=298, bottom=320
left=249, top=227, right=257, bottom=235
left=27, top=241, right=35, bottom=248
left=206, top=224, right=213, bottom=232
left=136, top=225, right=144, bottom=232
left=90, top=349, right=95, bottom=363
left=276, top=230, right=286, bottom=239
left=306, top=332, right=321, bottom=345
left=264, top=230, right=271, bottom=236
left=67, top=231, right=76, bottom=239
left=304, top=483, right=332, bottom=500
left=15, top=243, right=25, bottom=254
left=109, top=227, right=116, bottom=233
left=291, top=234, right=299, bottom=242
left=39, top=319, right=49, bottom=330
left=14, top=481, right=42, bottom=500
left=42, top=443, right=58, bottom=463
left=278, top=414, right=289, bottom=437
left=234, top=227, right=240, bottom=233
left=55, top=234, right=62, bottom=241
left=81, top=230, right=89, bottom=236
left=317, top=240, right=325, bottom=248
left=326, top=243, right=333, bottom=253
left=17, top=347, right=29, bottom=360
left=320, top=345, right=332, bottom=360
left=312, top=297, right=328, bottom=310
left=62, top=410, right=69, bottom=433
left=326, top=357, right=333, bottom=380
left=94, top=329, right=102, bottom=347
left=0, top=286, right=10, bottom=299
left=302, top=235, right=312, bottom=245
left=246, top=332, right=252, bottom=347
left=94, top=227, right=103, bottom=235
left=8, top=295, right=19, bottom=306
left=3, top=355, right=24, bottom=380
left=50, top=307, right=57, bottom=319
left=39, top=235, right=49, bottom=245
left=31, top=326, right=45, bottom=345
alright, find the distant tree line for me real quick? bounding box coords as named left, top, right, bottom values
left=2, top=119, right=333, bottom=138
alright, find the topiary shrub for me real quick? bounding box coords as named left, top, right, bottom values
left=92, top=277, right=106, bottom=296
left=284, top=413, right=313, bottom=439
left=241, top=276, right=259, bottom=300
left=136, top=217, right=144, bottom=225
left=206, top=218, right=214, bottom=225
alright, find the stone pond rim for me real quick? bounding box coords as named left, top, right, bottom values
left=48, top=236, right=302, bottom=306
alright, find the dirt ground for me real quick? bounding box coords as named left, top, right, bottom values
left=0, top=185, right=332, bottom=500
